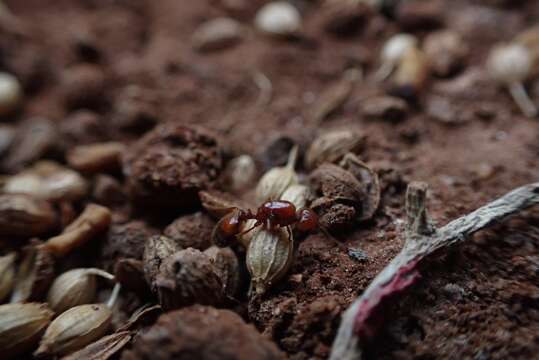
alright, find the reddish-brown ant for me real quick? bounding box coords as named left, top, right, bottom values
left=213, top=200, right=318, bottom=246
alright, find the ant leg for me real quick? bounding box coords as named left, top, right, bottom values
left=286, top=226, right=292, bottom=242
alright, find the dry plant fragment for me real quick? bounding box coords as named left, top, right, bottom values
left=487, top=43, right=537, bottom=118
left=199, top=189, right=251, bottom=219
left=35, top=303, right=112, bottom=357
left=246, top=226, right=294, bottom=295
left=192, top=17, right=244, bottom=52
left=10, top=244, right=55, bottom=303
left=305, top=129, right=364, bottom=170
left=155, top=248, right=224, bottom=310
left=330, top=181, right=539, bottom=360
left=375, top=34, right=418, bottom=81
left=66, top=142, right=125, bottom=173
left=0, top=194, right=57, bottom=237
left=47, top=268, right=114, bottom=314
left=60, top=330, right=134, bottom=360
left=44, top=203, right=112, bottom=257
left=313, top=68, right=362, bottom=123
left=0, top=252, right=16, bottom=302
left=255, top=146, right=299, bottom=203
left=4, top=161, right=88, bottom=202
left=223, top=154, right=257, bottom=192
left=0, top=303, right=53, bottom=359
left=281, top=184, right=311, bottom=210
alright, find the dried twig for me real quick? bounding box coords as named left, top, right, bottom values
left=330, top=181, right=539, bottom=360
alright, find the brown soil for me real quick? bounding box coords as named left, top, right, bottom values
left=2, top=0, right=539, bottom=359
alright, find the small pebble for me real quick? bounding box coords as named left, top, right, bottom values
left=348, top=248, right=369, bottom=262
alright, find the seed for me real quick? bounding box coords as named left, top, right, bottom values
left=0, top=252, right=16, bottom=302
left=60, top=330, right=134, bottom=360
left=143, top=235, right=182, bottom=292
left=391, top=46, right=429, bottom=93
left=47, top=268, right=114, bottom=314
left=11, top=244, right=55, bottom=303
left=0, top=193, right=57, bottom=238
left=255, top=1, right=301, bottom=36
left=237, top=219, right=259, bottom=248
left=0, top=72, right=22, bottom=117
left=0, top=303, right=53, bottom=359
left=487, top=43, right=537, bottom=117
left=192, top=17, right=244, bottom=52
left=375, top=33, right=418, bottom=81
left=255, top=146, right=299, bottom=203
left=423, top=30, right=468, bottom=77
left=66, top=142, right=125, bottom=174
left=223, top=154, right=257, bottom=192
left=35, top=303, right=112, bottom=357
left=281, top=184, right=311, bottom=210
left=305, top=129, right=363, bottom=170
left=44, top=203, right=112, bottom=257
left=246, top=226, right=294, bottom=295
left=203, top=246, right=241, bottom=297
left=4, top=161, right=88, bottom=202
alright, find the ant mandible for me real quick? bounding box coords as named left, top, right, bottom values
left=213, top=200, right=318, bottom=246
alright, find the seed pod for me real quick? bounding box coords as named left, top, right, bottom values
left=255, top=146, right=299, bottom=203
left=237, top=219, right=258, bottom=248
left=246, top=226, right=294, bottom=295
left=223, top=154, right=257, bottom=192
left=0, top=303, right=53, bottom=359
left=192, top=17, right=244, bottom=52
left=0, top=194, right=57, bottom=238
left=66, top=142, right=125, bottom=174
left=255, top=1, right=301, bottom=36
left=305, top=130, right=363, bottom=170
left=4, top=161, right=88, bottom=202
left=143, top=235, right=182, bottom=292
left=0, top=252, right=16, bottom=302
left=199, top=190, right=250, bottom=219
left=155, top=248, right=224, bottom=310
left=11, top=244, right=55, bottom=303
left=60, top=330, right=134, bottom=360
left=47, top=268, right=114, bottom=314
left=0, top=72, right=22, bottom=117
left=203, top=246, right=241, bottom=297
left=35, top=303, right=112, bottom=357
left=375, top=33, right=418, bottom=81
left=487, top=43, right=537, bottom=117
left=281, top=184, right=311, bottom=210
left=44, top=203, right=112, bottom=257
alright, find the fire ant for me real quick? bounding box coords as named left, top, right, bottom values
left=213, top=200, right=318, bottom=246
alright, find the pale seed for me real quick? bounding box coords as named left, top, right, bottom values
left=255, top=146, right=299, bottom=203
left=0, top=252, right=16, bottom=302
left=305, top=130, right=363, bottom=170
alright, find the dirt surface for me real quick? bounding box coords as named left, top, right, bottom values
left=1, top=0, right=539, bottom=359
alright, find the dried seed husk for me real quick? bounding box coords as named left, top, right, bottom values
left=35, top=303, right=112, bottom=357
left=0, top=303, right=53, bottom=359
left=155, top=248, right=224, bottom=310
left=143, top=235, right=182, bottom=292
left=0, top=252, right=16, bottom=302
left=339, top=153, right=380, bottom=221
left=203, top=246, right=241, bottom=297
left=309, top=163, right=364, bottom=203
left=376, top=33, right=418, bottom=81
left=281, top=184, right=311, bottom=210
left=11, top=244, right=55, bottom=303
left=255, top=146, right=299, bottom=203
left=305, top=129, right=364, bottom=170
left=117, top=304, right=162, bottom=332
left=0, top=194, right=57, bottom=238
left=47, top=268, right=114, bottom=314
left=4, top=161, right=88, bottom=202
left=44, top=204, right=112, bottom=257
left=391, top=46, right=429, bottom=94
left=199, top=189, right=250, bottom=219
left=66, top=142, right=125, bottom=174
left=223, top=154, right=257, bottom=192
left=192, top=17, right=244, bottom=52
left=246, top=226, right=294, bottom=295
left=313, top=68, right=361, bottom=123
left=60, top=330, right=133, bottom=360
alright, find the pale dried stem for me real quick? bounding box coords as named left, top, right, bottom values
left=330, top=181, right=539, bottom=360
left=508, top=81, right=537, bottom=118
